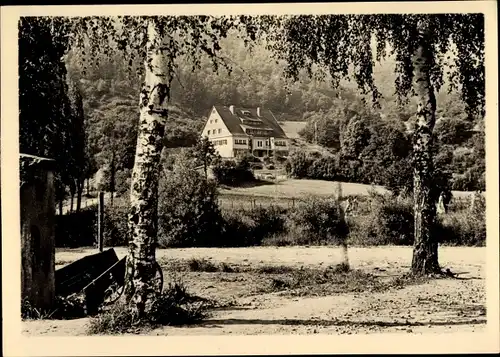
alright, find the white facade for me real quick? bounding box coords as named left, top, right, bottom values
left=201, top=109, right=234, bottom=157
left=201, top=106, right=290, bottom=159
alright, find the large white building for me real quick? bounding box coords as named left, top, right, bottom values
left=201, top=105, right=290, bottom=159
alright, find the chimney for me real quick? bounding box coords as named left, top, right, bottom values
left=229, top=105, right=235, bottom=115
left=257, top=107, right=261, bottom=117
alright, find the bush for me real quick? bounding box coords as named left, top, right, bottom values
left=103, top=203, right=129, bottom=247
left=452, top=168, right=485, bottom=191
left=187, top=258, right=239, bottom=273
left=219, top=209, right=253, bottom=247
left=158, top=165, right=224, bottom=248
left=187, top=258, right=219, bottom=272
left=246, top=205, right=287, bottom=245
left=437, top=210, right=486, bottom=246
left=286, top=196, right=349, bottom=245
left=87, top=281, right=210, bottom=334
left=348, top=194, right=414, bottom=246
left=22, top=293, right=87, bottom=320
left=55, top=206, right=97, bottom=247
left=307, top=155, right=341, bottom=181
left=285, top=151, right=313, bottom=179
left=437, top=192, right=485, bottom=246
left=220, top=205, right=287, bottom=247
left=212, top=157, right=255, bottom=186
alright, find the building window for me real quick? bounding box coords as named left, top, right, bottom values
left=235, top=139, right=247, bottom=145
left=207, top=130, right=210, bottom=135
left=218, top=128, right=222, bottom=134
left=257, top=141, right=263, bottom=147
left=215, top=119, right=218, bottom=123
left=212, top=139, right=228, bottom=146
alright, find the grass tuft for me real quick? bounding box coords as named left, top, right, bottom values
left=188, top=258, right=219, bottom=272
left=187, top=258, right=239, bottom=273
left=87, top=280, right=211, bottom=335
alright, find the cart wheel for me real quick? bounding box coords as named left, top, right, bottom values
left=103, top=262, right=163, bottom=306
left=153, top=262, right=164, bottom=294
left=102, top=279, right=124, bottom=305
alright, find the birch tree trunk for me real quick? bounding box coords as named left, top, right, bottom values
left=410, top=24, right=441, bottom=275
left=124, top=20, right=172, bottom=317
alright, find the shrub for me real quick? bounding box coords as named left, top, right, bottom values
left=437, top=210, right=486, bottom=246
left=383, top=157, right=414, bottom=197
left=55, top=206, right=97, bottom=247
left=285, top=151, right=313, bottom=179
left=245, top=205, right=287, bottom=246
left=286, top=196, right=349, bottom=245
left=212, top=157, right=255, bottom=186
left=437, top=192, right=485, bottom=246
left=87, top=281, right=210, bottom=334
left=187, top=258, right=219, bottom=272
left=220, top=206, right=287, bottom=247
left=158, top=163, right=224, bottom=248
left=219, top=209, right=253, bottom=247
left=103, top=203, right=129, bottom=246
left=452, top=168, right=485, bottom=191
left=186, top=258, right=239, bottom=273
left=348, top=194, right=414, bottom=246
left=22, top=293, right=87, bottom=320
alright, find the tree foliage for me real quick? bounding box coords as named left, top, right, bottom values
left=19, top=17, right=87, bottom=211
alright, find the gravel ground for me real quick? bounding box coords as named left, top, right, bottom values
left=23, top=246, right=486, bottom=336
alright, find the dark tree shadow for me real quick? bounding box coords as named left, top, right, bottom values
left=201, top=317, right=487, bottom=328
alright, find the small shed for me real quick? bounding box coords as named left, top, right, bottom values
left=20, top=153, right=56, bottom=309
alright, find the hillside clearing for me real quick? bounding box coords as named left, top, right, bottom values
left=220, top=178, right=480, bottom=200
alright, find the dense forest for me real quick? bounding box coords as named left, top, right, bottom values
left=23, top=29, right=483, bottom=205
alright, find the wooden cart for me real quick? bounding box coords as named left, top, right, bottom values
left=55, top=248, right=163, bottom=314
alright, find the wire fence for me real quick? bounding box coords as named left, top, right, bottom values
left=218, top=195, right=300, bottom=211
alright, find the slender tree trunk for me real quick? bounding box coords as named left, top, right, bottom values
left=76, top=179, right=84, bottom=212
left=124, top=20, right=172, bottom=317
left=58, top=199, right=63, bottom=216
left=410, top=25, right=441, bottom=276
left=69, top=193, right=74, bottom=213
left=86, top=177, right=90, bottom=196
left=109, top=152, right=116, bottom=207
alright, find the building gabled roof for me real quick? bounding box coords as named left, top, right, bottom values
left=213, top=105, right=288, bottom=139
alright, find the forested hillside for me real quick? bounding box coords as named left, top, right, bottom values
left=65, top=31, right=484, bottom=195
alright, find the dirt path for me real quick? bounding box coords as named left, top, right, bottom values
left=25, top=246, right=485, bottom=336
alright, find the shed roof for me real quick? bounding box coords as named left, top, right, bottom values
left=20, top=153, right=56, bottom=187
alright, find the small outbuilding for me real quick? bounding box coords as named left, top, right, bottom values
left=20, top=153, right=56, bottom=310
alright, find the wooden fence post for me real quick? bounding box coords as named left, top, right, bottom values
left=97, top=191, right=104, bottom=252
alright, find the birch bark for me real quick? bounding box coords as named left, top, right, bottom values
left=124, top=20, right=172, bottom=316
left=410, top=23, right=441, bottom=275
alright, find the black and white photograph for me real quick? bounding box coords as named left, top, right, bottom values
left=1, top=2, right=498, bottom=355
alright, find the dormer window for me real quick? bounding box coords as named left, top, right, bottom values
left=241, top=110, right=251, bottom=116
left=218, top=129, right=222, bottom=134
